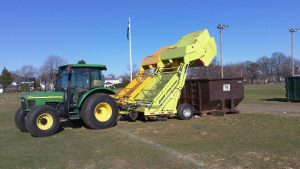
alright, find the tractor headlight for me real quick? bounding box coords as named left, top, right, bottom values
left=21, top=98, right=27, bottom=110
left=27, top=100, right=36, bottom=109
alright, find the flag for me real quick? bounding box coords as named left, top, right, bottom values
left=127, top=18, right=130, bottom=40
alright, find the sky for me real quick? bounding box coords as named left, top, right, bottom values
left=0, top=0, right=300, bottom=76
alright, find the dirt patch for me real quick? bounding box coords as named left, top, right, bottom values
left=238, top=103, right=300, bottom=117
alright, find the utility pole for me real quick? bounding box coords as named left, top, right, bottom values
left=217, top=24, right=229, bottom=78
left=289, top=28, right=300, bottom=76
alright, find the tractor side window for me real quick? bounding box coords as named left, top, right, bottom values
left=90, top=69, right=104, bottom=87
left=56, top=69, right=69, bottom=91
left=71, top=69, right=90, bottom=89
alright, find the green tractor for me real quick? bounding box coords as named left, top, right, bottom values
left=15, top=64, right=119, bottom=137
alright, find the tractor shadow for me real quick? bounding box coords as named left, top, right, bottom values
left=59, top=119, right=119, bottom=132
left=261, top=98, right=288, bottom=102
left=59, top=120, right=86, bottom=131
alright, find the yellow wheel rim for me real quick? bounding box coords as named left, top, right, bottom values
left=94, top=102, right=112, bottom=122
left=36, top=113, right=54, bottom=130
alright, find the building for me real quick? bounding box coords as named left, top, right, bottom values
left=104, top=77, right=123, bottom=88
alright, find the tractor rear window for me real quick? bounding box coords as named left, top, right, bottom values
left=90, top=69, right=104, bottom=87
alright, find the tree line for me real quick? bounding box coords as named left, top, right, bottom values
left=0, top=51, right=299, bottom=91
left=0, top=55, right=67, bottom=91
left=188, top=52, right=299, bottom=83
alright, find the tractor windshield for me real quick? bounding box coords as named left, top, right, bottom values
left=55, top=68, right=69, bottom=91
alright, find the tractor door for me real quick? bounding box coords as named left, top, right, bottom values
left=69, top=68, right=104, bottom=107
left=69, top=68, right=90, bottom=107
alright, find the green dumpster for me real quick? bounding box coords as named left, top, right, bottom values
left=286, top=76, right=300, bottom=101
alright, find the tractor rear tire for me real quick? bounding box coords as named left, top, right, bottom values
left=81, top=93, right=118, bottom=129
left=25, top=105, right=60, bottom=137
left=15, top=108, right=28, bottom=132
left=177, top=103, right=193, bottom=120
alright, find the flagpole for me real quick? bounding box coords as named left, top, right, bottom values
left=128, top=17, right=133, bottom=81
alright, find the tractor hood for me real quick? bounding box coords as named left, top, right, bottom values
left=21, top=92, right=64, bottom=111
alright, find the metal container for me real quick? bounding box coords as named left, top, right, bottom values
left=179, top=78, right=244, bottom=115
left=286, top=76, right=300, bottom=101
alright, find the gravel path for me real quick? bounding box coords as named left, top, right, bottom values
left=238, top=103, right=300, bottom=117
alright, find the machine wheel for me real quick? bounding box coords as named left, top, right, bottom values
left=81, top=93, right=118, bottom=129
left=15, top=108, right=28, bottom=132
left=177, top=103, right=193, bottom=120
left=128, top=110, right=138, bottom=122
left=25, top=105, right=60, bottom=137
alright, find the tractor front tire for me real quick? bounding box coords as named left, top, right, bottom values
left=25, top=105, right=60, bottom=137
left=177, top=103, right=193, bottom=120
left=81, top=93, right=118, bottom=129
left=15, top=108, right=28, bottom=132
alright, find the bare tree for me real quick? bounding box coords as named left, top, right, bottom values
left=123, top=64, right=139, bottom=81
left=18, top=65, right=37, bottom=81
left=187, top=58, right=222, bottom=79
left=187, top=52, right=300, bottom=83
left=40, top=55, right=67, bottom=90
left=16, top=65, right=37, bottom=91
left=281, top=56, right=293, bottom=78
left=243, top=61, right=259, bottom=83
left=106, top=74, right=117, bottom=79
left=270, top=52, right=286, bottom=82
left=256, top=56, right=272, bottom=82
left=10, top=72, right=23, bottom=83
left=206, top=58, right=222, bottom=79
left=43, top=55, right=67, bottom=71
left=295, top=60, right=300, bottom=75
left=223, top=63, right=243, bottom=78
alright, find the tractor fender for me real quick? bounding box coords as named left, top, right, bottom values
left=77, top=87, right=115, bottom=109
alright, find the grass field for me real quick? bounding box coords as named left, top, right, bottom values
left=0, top=85, right=300, bottom=169
left=243, top=83, right=287, bottom=104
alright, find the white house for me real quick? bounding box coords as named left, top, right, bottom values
left=104, top=77, right=123, bottom=85
left=0, top=85, right=3, bottom=94
left=104, top=82, right=114, bottom=88
left=104, top=77, right=123, bottom=89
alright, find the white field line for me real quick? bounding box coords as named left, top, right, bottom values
left=117, top=129, right=206, bottom=168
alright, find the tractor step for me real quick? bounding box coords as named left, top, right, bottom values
left=68, top=111, right=80, bottom=120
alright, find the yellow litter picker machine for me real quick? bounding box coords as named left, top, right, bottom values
left=118, top=29, right=217, bottom=121
left=117, top=46, right=169, bottom=102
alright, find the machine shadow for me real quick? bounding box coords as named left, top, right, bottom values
left=261, top=98, right=288, bottom=102
left=59, top=120, right=85, bottom=131
left=58, top=119, right=119, bottom=133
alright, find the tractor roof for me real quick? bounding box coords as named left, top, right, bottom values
left=59, top=64, right=107, bottom=70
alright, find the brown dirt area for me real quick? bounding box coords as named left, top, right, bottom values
left=238, top=102, right=300, bottom=117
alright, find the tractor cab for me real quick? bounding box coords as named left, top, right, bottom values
left=55, top=64, right=106, bottom=109
left=56, top=64, right=106, bottom=92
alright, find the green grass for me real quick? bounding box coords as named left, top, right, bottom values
left=119, top=114, right=300, bottom=168
left=0, top=92, right=300, bottom=169
left=0, top=92, right=23, bottom=102
left=243, top=83, right=287, bottom=104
